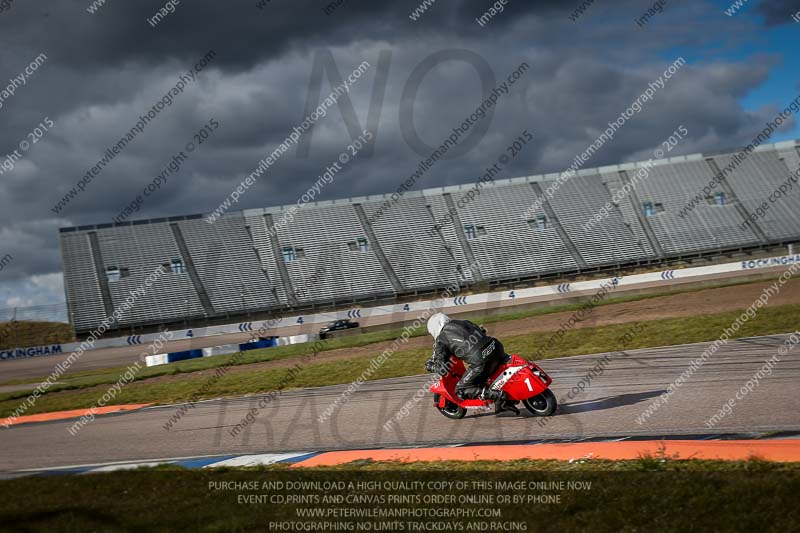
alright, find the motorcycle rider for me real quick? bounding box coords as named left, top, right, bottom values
left=425, top=312, right=520, bottom=415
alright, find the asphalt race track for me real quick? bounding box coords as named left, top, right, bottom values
left=2, top=333, right=799, bottom=473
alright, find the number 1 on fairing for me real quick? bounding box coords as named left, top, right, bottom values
left=524, top=377, right=534, bottom=392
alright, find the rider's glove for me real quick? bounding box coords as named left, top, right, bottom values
left=425, top=357, right=449, bottom=376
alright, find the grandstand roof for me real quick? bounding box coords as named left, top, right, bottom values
left=60, top=139, right=800, bottom=232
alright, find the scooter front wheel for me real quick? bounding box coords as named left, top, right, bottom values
left=433, top=393, right=467, bottom=419
left=523, top=389, right=557, bottom=416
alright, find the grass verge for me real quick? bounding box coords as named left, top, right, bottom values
left=0, top=321, right=73, bottom=350
left=1, top=459, right=799, bottom=531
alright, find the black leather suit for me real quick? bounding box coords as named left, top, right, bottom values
left=426, top=319, right=506, bottom=399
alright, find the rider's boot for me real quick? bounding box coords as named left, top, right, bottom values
left=479, top=387, right=503, bottom=401
left=480, top=388, right=520, bottom=416
left=497, top=399, right=520, bottom=416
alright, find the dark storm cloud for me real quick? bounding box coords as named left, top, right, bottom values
left=756, top=0, right=800, bottom=25
left=0, top=0, right=790, bottom=309
left=0, top=0, right=569, bottom=71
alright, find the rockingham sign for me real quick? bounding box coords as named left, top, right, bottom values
left=0, top=344, right=64, bottom=360
left=741, top=255, right=800, bottom=270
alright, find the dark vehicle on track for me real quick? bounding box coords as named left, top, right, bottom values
left=319, top=318, right=360, bottom=339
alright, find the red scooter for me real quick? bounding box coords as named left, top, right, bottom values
left=430, top=354, right=557, bottom=419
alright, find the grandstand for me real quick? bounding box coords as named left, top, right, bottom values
left=59, top=140, right=800, bottom=335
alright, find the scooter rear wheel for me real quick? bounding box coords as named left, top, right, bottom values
left=523, top=389, right=557, bottom=416
left=433, top=393, right=467, bottom=419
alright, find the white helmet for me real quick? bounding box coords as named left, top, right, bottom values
left=427, top=312, right=451, bottom=339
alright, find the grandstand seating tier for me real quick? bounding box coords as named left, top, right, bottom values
left=58, top=142, right=800, bottom=332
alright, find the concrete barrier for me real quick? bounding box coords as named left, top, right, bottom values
left=144, top=334, right=319, bottom=367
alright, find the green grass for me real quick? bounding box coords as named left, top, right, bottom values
left=507, top=303, right=800, bottom=359
left=1, top=303, right=798, bottom=418
left=1, top=461, right=798, bottom=531
left=0, top=321, right=73, bottom=350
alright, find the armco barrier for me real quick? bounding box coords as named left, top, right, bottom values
left=5, top=254, right=800, bottom=362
